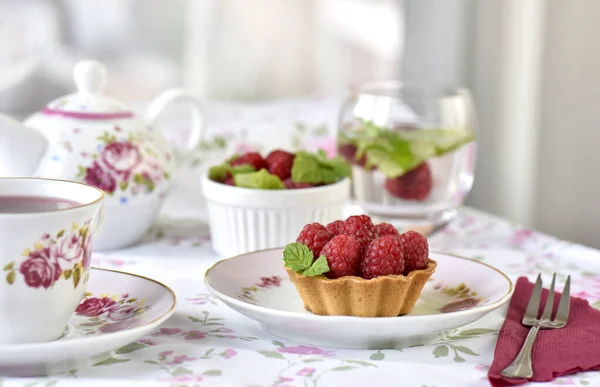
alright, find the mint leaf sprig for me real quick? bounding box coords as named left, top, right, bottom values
left=342, top=120, right=475, bottom=179
left=208, top=163, right=256, bottom=182
left=291, top=150, right=351, bottom=184
left=234, top=169, right=285, bottom=190
left=283, top=242, right=330, bottom=277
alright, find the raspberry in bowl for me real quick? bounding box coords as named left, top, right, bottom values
left=202, top=149, right=351, bottom=257
left=283, top=215, right=437, bottom=317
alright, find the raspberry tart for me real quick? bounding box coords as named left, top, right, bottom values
left=283, top=215, right=437, bottom=317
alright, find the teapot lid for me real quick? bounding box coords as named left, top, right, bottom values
left=42, top=60, right=134, bottom=120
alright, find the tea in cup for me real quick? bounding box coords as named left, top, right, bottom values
left=0, top=178, right=105, bottom=345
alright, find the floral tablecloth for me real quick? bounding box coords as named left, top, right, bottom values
left=3, top=98, right=600, bottom=387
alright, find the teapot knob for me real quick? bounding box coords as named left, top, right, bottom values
left=73, top=60, right=107, bottom=94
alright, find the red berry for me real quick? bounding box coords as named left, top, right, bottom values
left=230, top=152, right=268, bottom=171
left=338, top=144, right=370, bottom=168
left=385, top=162, right=432, bottom=201
left=321, top=235, right=362, bottom=279
left=360, top=235, right=405, bottom=279
left=266, top=150, right=295, bottom=180
left=400, top=231, right=429, bottom=274
left=375, top=223, right=400, bottom=238
left=224, top=176, right=235, bottom=186
left=325, top=220, right=344, bottom=237
left=296, top=223, right=331, bottom=258
left=341, top=215, right=376, bottom=250
left=283, top=178, right=313, bottom=189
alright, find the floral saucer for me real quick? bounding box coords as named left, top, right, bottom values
left=0, top=268, right=176, bottom=377
left=205, top=249, right=513, bottom=349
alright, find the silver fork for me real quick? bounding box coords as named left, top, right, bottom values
left=500, top=273, right=571, bottom=378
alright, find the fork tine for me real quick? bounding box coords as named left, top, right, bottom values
left=541, top=273, right=557, bottom=320
left=524, top=274, right=543, bottom=319
left=554, top=275, right=571, bottom=323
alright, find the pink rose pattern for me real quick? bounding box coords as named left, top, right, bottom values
left=3, top=220, right=93, bottom=289
left=75, top=292, right=149, bottom=335
left=76, top=126, right=170, bottom=196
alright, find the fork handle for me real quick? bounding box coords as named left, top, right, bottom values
left=500, top=326, right=540, bottom=378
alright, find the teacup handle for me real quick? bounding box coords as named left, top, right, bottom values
left=145, top=88, right=204, bottom=161
left=92, top=204, right=106, bottom=240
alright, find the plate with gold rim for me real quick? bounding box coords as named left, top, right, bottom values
left=0, top=268, right=176, bottom=377
left=205, top=249, right=513, bottom=349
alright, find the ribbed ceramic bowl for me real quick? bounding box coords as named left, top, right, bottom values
left=202, top=176, right=351, bottom=257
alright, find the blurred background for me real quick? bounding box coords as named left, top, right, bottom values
left=0, top=0, right=597, bottom=248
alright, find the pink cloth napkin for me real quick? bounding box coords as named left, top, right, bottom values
left=488, top=276, right=600, bottom=386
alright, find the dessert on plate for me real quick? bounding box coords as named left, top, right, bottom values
left=283, top=215, right=437, bottom=317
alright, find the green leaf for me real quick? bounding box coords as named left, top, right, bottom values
left=203, top=370, right=222, bottom=376
left=230, top=164, right=256, bottom=176
left=453, top=355, right=466, bottom=363
left=171, top=367, right=193, bottom=376
left=291, top=151, right=351, bottom=184
left=591, top=300, right=600, bottom=310
left=144, top=360, right=159, bottom=365
left=257, top=350, right=284, bottom=359
left=208, top=163, right=231, bottom=182
left=63, top=269, right=73, bottom=280
left=234, top=169, right=285, bottom=190
left=94, top=357, right=130, bottom=366
left=303, top=359, right=323, bottom=363
left=301, top=255, right=330, bottom=277
left=2, top=262, right=14, bottom=271
left=433, top=345, right=449, bottom=358
left=189, top=316, right=203, bottom=323
left=344, top=360, right=377, bottom=367
left=6, top=271, right=15, bottom=285
left=453, top=345, right=478, bottom=356
left=119, top=181, right=129, bottom=191
left=331, top=366, right=356, bottom=371
left=116, top=342, right=146, bottom=354
left=459, top=328, right=498, bottom=336
left=56, top=229, right=65, bottom=238
left=369, top=352, right=385, bottom=361
left=73, top=267, right=81, bottom=288
left=283, top=243, right=314, bottom=272
left=581, top=380, right=589, bottom=385
left=272, top=340, right=286, bottom=347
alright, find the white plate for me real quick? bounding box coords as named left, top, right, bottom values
left=205, top=249, right=513, bottom=349
left=0, top=268, right=176, bottom=377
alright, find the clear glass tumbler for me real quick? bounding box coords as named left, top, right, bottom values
left=337, top=81, right=477, bottom=234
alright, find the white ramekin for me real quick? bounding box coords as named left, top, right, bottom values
left=202, top=176, right=351, bottom=257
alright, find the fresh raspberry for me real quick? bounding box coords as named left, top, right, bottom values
left=296, top=223, right=331, bottom=258
left=224, top=176, right=235, bottom=186
left=230, top=152, right=268, bottom=171
left=341, top=215, right=376, bottom=250
left=384, top=162, right=432, bottom=201
left=400, top=231, right=429, bottom=274
left=360, top=235, right=405, bottom=279
left=338, top=144, right=369, bottom=168
left=266, top=150, right=295, bottom=180
left=374, top=223, right=400, bottom=238
left=325, top=220, right=344, bottom=237
left=283, top=178, right=313, bottom=189
left=321, top=235, right=362, bottom=279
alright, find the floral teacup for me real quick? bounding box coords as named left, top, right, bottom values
left=0, top=178, right=105, bottom=345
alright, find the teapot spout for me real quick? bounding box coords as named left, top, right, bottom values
left=0, top=114, right=48, bottom=177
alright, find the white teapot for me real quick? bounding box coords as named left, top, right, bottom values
left=0, top=60, right=203, bottom=250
